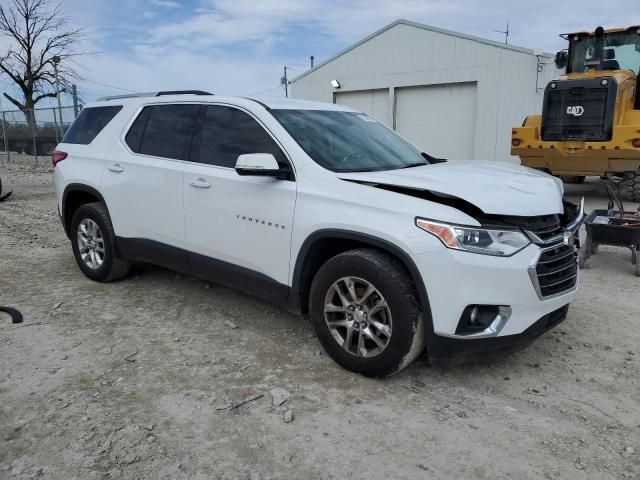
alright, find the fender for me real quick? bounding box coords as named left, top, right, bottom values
left=291, top=229, right=435, bottom=337
left=61, top=183, right=109, bottom=237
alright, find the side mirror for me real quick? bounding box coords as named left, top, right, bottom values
left=554, top=50, right=568, bottom=69
left=235, top=153, right=287, bottom=179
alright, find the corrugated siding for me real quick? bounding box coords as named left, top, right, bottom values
left=335, top=89, right=391, bottom=125
left=395, top=82, right=477, bottom=159
left=291, top=23, right=560, bottom=162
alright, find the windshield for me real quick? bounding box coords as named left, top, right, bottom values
left=569, top=30, right=640, bottom=74
left=271, top=109, right=427, bottom=172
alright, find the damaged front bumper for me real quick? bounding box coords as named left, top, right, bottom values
left=427, top=304, right=569, bottom=358
left=414, top=199, right=583, bottom=359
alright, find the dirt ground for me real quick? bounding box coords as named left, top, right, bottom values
left=1, top=160, right=639, bottom=480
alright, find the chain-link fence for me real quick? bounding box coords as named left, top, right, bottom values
left=0, top=105, right=78, bottom=165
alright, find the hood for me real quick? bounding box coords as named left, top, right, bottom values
left=337, top=161, right=564, bottom=217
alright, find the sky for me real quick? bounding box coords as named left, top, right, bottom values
left=1, top=0, right=640, bottom=107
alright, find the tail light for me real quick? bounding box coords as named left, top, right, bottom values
left=632, top=138, right=640, bottom=148
left=52, top=151, right=67, bottom=166
left=511, top=138, right=521, bottom=147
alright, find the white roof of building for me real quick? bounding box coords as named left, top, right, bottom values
left=292, top=19, right=553, bottom=82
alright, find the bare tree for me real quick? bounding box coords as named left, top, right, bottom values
left=0, top=0, right=82, bottom=129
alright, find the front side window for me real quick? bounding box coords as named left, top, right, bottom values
left=62, top=106, right=122, bottom=144
left=196, top=105, right=286, bottom=168
left=125, top=104, right=200, bottom=160
left=271, top=109, right=427, bottom=173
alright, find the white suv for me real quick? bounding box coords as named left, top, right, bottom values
left=53, top=91, right=583, bottom=377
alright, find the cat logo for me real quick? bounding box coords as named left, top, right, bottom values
left=566, top=106, right=585, bottom=117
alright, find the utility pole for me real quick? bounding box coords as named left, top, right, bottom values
left=282, top=66, right=289, bottom=98
left=72, top=84, right=79, bottom=117
left=52, top=55, right=64, bottom=136
left=493, top=22, right=510, bottom=44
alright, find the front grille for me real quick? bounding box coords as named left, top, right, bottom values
left=535, top=243, right=578, bottom=298
left=541, top=78, right=616, bottom=142
left=523, top=215, right=563, bottom=242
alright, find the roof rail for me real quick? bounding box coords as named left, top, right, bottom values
left=155, top=90, right=212, bottom=96
left=242, top=97, right=271, bottom=110
left=97, top=92, right=155, bottom=101
left=98, top=90, right=213, bottom=101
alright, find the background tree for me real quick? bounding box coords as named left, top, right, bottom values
left=0, top=0, right=82, bottom=130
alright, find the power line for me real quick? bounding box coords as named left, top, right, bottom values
left=81, top=78, right=140, bottom=93
left=244, top=85, right=283, bottom=96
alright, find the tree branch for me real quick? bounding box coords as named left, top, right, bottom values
left=33, top=91, right=56, bottom=103
left=3, top=92, right=25, bottom=110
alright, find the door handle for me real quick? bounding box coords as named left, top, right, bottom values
left=108, top=163, right=124, bottom=173
left=189, top=178, right=211, bottom=189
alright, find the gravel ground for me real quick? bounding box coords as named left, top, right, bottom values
left=1, top=161, right=639, bottom=479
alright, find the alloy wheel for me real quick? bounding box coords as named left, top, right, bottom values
left=77, top=218, right=105, bottom=270
left=323, top=276, right=392, bottom=358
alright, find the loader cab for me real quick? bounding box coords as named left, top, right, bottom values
left=556, top=26, right=640, bottom=75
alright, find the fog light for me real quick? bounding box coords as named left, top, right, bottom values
left=512, top=138, right=521, bottom=147
left=550, top=82, right=557, bottom=89
left=455, top=305, right=511, bottom=337
left=632, top=138, right=640, bottom=148
left=601, top=79, right=609, bottom=86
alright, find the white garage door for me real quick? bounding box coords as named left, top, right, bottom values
left=335, top=89, right=390, bottom=126
left=395, top=83, right=477, bottom=160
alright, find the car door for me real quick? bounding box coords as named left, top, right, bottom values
left=183, top=104, right=297, bottom=299
left=100, top=103, right=200, bottom=266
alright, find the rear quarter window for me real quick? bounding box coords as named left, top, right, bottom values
left=61, top=106, right=123, bottom=145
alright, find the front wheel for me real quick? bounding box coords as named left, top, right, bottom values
left=70, top=202, right=131, bottom=282
left=309, top=249, right=425, bottom=377
left=561, top=176, right=585, bottom=184
left=619, top=173, right=640, bottom=203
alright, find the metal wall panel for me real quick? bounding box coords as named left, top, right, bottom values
left=334, top=89, right=390, bottom=126
left=395, top=83, right=477, bottom=160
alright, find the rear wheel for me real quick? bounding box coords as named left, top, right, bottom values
left=619, top=173, right=640, bottom=203
left=309, top=249, right=425, bottom=377
left=70, top=202, right=130, bottom=282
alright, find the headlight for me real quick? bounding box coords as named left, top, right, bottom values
left=416, top=219, right=531, bottom=256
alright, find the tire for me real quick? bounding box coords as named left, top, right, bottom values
left=70, top=202, right=130, bottom=282
left=309, top=249, right=425, bottom=377
left=619, top=173, right=640, bottom=203
left=561, top=176, right=585, bottom=184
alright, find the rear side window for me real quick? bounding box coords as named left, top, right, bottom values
left=197, top=105, right=285, bottom=168
left=125, top=104, right=200, bottom=160
left=62, top=106, right=122, bottom=144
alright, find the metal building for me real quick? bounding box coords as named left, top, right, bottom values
left=290, top=19, right=560, bottom=162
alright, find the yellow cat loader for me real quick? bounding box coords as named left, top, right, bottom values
left=511, top=26, right=640, bottom=201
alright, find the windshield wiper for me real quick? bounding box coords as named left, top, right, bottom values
left=399, top=162, right=427, bottom=169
